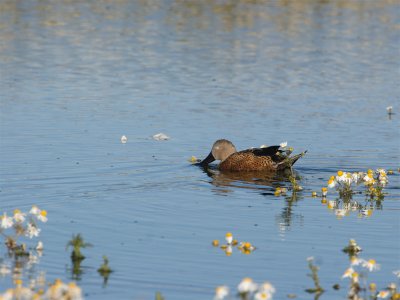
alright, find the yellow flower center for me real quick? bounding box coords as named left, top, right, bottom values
left=225, top=232, right=232, bottom=237
left=368, top=259, right=376, bottom=265
left=40, top=210, right=47, bottom=217
left=212, top=240, right=219, bottom=247
left=321, top=187, right=327, bottom=192
left=337, top=171, right=343, bottom=176
left=15, top=279, right=23, bottom=286
left=244, top=242, right=252, bottom=249
left=13, top=209, right=21, bottom=215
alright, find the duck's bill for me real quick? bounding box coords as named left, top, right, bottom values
left=198, top=152, right=215, bottom=166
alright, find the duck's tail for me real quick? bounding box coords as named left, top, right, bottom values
left=277, top=150, right=307, bottom=170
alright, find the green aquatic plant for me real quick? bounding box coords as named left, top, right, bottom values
left=342, top=239, right=362, bottom=256
left=289, top=176, right=300, bottom=191
left=305, top=257, right=324, bottom=295
left=98, top=255, right=113, bottom=275
left=66, top=233, right=92, bottom=261
left=98, top=255, right=113, bottom=286
left=155, top=291, right=165, bottom=300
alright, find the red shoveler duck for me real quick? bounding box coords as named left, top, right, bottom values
left=199, top=139, right=306, bottom=171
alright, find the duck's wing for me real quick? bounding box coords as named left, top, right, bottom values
left=240, top=145, right=281, bottom=157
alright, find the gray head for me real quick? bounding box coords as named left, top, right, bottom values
left=200, top=139, right=237, bottom=166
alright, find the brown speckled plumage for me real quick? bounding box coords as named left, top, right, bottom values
left=219, top=151, right=277, bottom=171
left=199, top=139, right=306, bottom=172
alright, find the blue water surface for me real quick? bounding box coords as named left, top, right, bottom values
left=0, top=1, right=399, bottom=299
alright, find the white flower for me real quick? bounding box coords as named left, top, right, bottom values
left=386, top=106, right=393, bottom=114
left=225, top=232, right=233, bottom=245
left=45, top=279, right=69, bottom=300
left=30, top=205, right=41, bottom=216
left=26, top=223, right=40, bottom=239
left=350, top=257, right=364, bottom=266
left=37, top=210, right=48, bottom=223
left=279, top=141, right=287, bottom=148
left=259, top=281, right=275, bottom=295
left=120, top=135, right=127, bottom=144
left=214, top=285, right=229, bottom=300
left=13, top=209, right=26, bottom=223
left=254, top=291, right=272, bottom=300
left=28, top=253, right=39, bottom=266
left=0, top=264, right=11, bottom=276
left=362, top=259, right=380, bottom=272
left=342, top=267, right=355, bottom=278
left=36, top=241, right=44, bottom=251
left=360, top=209, right=372, bottom=217
left=351, top=172, right=360, bottom=183
left=67, top=282, right=83, bottom=300
left=1, top=213, right=14, bottom=229
left=376, top=168, right=386, bottom=176
left=393, top=270, right=400, bottom=278
left=152, top=133, right=169, bottom=141
left=335, top=209, right=347, bottom=217
left=225, top=245, right=233, bottom=256
left=377, top=290, right=390, bottom=298
left=352, top=273, right=360, bottom=283
left=328, top=179, right=336, bottom=189
left=238, top=277, right=258, bottom=294
left=327, top=200, right=337, bottom=210
left=260, top=144, right=268, bottom=148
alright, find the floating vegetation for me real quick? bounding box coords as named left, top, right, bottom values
left=305, top=257, right=324, bottom=295
left=152, top=133, right=170, bottom=141
left=1, top=206, right=48, bottom=258
left=155, top=291, right=165, bottom=300
left=342, top=239, right=362, bottom=256
left=213, top=233, right=255, bottom=256
left=66, top=234, right=92, bottom=262
left=120, top=135, right=127, bottom=144
left=319, top=169, right=393, bottom=218
left=274, top=187, right=288, bottom=196
left=66, top=234, right=92, bottom=281
left=98, top=255, right=113, bottom=286
left=188, top=156, right=201, bottom=163
left=289, top=176, right=303, bottom=192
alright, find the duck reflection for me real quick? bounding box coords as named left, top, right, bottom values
left=200, top=166, right=295, bottom=192
left=199, top=166, right=304, bottom=232
left=276, top=191, right=304, bottom=237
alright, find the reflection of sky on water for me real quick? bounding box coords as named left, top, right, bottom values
left=0, top=1, right=399, bottom=299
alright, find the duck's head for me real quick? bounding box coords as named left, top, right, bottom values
left=200, top=139, right=237, bottom=166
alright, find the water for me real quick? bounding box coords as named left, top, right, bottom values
left=0, top=0, right=399, bottom=299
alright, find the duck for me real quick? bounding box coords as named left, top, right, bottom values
left=199, top=139, right=306, bottom=172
